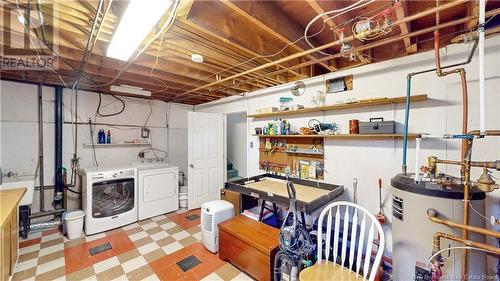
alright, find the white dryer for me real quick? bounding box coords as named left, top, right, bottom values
left=133, top=161, right=179, bottom=220
left=82, top=166, right=137, bottom=235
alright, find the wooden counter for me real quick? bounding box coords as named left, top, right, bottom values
left=0, top=188, right=26, bottom=281
left=219, top=215, right=279, bottom=281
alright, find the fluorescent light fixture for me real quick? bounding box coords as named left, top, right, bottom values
left=110, top=84, right=152, bottom=97
left=106, top=0, right=173, bottom=61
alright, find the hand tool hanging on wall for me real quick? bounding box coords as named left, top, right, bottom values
left=376, top=178, right=385, bottom=225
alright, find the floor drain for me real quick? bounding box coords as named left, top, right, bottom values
left=89, top=242, right=112, bottom=256
left=176, top=255, right=201, bottom=272
left=186, top=214, right=200, bottom=221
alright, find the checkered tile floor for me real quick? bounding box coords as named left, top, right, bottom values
left=13, top=209, right=254, bottom=281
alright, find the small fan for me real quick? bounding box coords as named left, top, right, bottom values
left=290, top=81, right=306, bottom=96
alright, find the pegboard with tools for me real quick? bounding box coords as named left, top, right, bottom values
left=258, top=136, right=325, bottom=180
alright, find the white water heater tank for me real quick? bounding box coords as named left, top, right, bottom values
left=391, top=174, right=486, bottom=280
left=201, top=200, right=234, bottom=253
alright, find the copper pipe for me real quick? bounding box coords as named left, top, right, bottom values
left=435, top=158, right=500, bottom=170
left=181, top=0, right=470, bottom=96
left=461, top=164, right=471, bottom=278
left=215, top=7, right=500, bottom=95
left=469, top=130, right=500, bottom=136
left=459, top=69, right=469, bottom=162
left=433, top=1, right=469, bottom=163
left=434, top=0, right=443, bottom=75
left=436, top=159, right=465, bottom=166
left=428, top=212, right=500, bottom=238
left=433, top=232, right=500, bottom=256
left=434, top=1, right=472, bottom=275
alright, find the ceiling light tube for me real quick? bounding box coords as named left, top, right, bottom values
left=106, top=0, right=172, bottom=61
left=110, top=85, right=152, bottom=97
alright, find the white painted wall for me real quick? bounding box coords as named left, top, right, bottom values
left=226, top=112, right=247, bottom=178
left=167, top=102, right=193, bottom=186
left=197, top=35, right=500, bottom=272
left=0, top=81, right=191, bottom=212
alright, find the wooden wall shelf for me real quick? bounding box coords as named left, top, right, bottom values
left=246, top=94, right=428, bottom=118
left=254, top=134, right=420, bottom=139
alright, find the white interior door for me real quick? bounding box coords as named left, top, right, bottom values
left=188, top=112, right=224, bottom=210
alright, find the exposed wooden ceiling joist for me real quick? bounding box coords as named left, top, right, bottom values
left=220, top=0, right=334, bottom=72
left=1, top=0, right=497, bottom=105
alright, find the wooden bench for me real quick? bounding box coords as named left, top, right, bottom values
left=218, top=215, right=279, bottom=281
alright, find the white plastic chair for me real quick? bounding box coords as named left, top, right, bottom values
left=299, top=201, right=385, bottom=281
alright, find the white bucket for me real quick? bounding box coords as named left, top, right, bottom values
left=179, top=186, right=188, bottom=208
left=64, top=210, right=85, bottom=240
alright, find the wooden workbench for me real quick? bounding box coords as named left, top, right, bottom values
left=224, top=174, right=343, bottom=218
left=0, top=188, right=26, bottom=281
left=244, top=178, right=330, bottom=203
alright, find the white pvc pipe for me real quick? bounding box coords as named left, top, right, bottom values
left=414, top=137, right=421, bottom=183
left=479, top=0, right=486, bottom=135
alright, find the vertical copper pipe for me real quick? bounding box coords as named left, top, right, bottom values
left=434, top=0, right=470, bottom=278
left=434, top=30, right=442, bottom=74
left=434, top=0, right=442, bottom=75
left=462, top=165, right=471, bottom=279
left=459, top=69, right=469, bottom=162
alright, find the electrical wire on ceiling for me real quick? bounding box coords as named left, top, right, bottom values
left=73, top=0, right=107, bottom=90
left=212, top=7, right=491, bottom=96
left=351, top=16, right=392, bottom=42
left=15, top=0, right=70, bottom=88
left=169, top=19, right=333, bottom=103
left=81, top=0, right=182, bottom=89
left=175, top=0, right=395, bottom=99
left=20, top=0, right=177, bottom=99
left=304, top=0, right=377, bottom=56
left=173, top=27, right=323, bottom=93
left=353, top=27, right=475, bottom=63
left=150, top=27, right=168, bottom=77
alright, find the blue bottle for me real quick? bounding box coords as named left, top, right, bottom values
left=98, top=129, right=105, bottom=144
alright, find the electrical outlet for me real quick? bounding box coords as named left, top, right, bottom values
left=141, top=127, right=150, bottom=139
left=491, top=216, right=500, bottom=226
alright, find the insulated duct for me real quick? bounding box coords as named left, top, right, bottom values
left=29, top=219, right=62, bottom=232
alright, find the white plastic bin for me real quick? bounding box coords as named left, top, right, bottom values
left=65, top=210, right=85, bottom=240
left=179, top=186, right=188, bottom=208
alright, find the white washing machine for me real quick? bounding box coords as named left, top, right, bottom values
left=133, top=161, right=179, bottom=220
left=82, top=166, right=137, bottom=235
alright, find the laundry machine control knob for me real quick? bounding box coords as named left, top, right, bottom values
left=113, top=173, right=118, bottom=178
